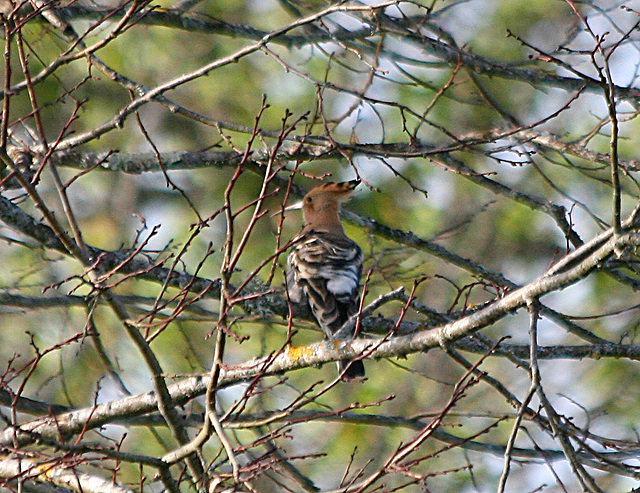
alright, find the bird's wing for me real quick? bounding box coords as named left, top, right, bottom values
left=287, top=232, right=362, bottom=333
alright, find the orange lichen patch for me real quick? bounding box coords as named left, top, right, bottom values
left=37, top=464, right=54, bottom=479
left=29, top=460, right=54, bottom=479
left=286, top=345, right=315, bottom=361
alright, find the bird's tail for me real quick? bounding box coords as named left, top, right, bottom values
left=337, top=359, right=365, bottom=381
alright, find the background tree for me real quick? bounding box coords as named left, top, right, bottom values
left=1, top=0, right=640, bottom=491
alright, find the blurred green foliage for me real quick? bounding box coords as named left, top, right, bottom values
left=2, top=0, right=640, bottom=491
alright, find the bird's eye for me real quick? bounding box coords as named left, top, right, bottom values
left=306, top=196, right=313, bottom=203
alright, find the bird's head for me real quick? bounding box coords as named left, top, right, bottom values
left=280, top=180, right=360, bottom=234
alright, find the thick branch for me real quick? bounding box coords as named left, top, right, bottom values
left=2, top=229, right=636, bottom=448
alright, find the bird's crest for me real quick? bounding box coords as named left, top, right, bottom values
left=305, top=180, right=360, bottom=203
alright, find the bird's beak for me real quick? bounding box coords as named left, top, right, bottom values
left=271, top=200, right=303, bottom=217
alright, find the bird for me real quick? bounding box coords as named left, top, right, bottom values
left=283, top=180, right=365, bottom=381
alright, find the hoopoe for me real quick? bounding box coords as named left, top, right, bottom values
left=284, top=180, right=365, bottom=381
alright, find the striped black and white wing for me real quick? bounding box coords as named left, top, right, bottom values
left=286, top=231, right=363, bottom=338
